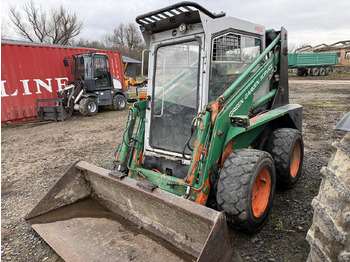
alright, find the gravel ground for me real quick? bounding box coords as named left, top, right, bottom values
left=1, top=78, right=350, bottom=261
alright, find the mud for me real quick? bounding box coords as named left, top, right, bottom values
left=28, top=198, right=193, bottom=262
left=2, top=79, right=350, bottom=261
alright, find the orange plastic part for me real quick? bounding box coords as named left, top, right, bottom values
left=290, top=141, right=301, bottom=178
left=252, top=168, right=271, bottom=218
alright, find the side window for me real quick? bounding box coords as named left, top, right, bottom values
left=94, top=55, right=111, bottom=88
left=212, top=33, right=241, bottom=62
left=209, top=33, right=261, bottom=102
left=345, top=51, right=350, bottom=59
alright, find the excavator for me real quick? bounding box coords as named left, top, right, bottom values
left=26, top=2, right=304, bottom=261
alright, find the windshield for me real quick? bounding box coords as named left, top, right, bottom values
left=75, top=54, right=92, bottom=81
left=150, top=40, right=200, bottom=154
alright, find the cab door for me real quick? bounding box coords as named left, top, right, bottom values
left=93, top=54, right=112, bottom=89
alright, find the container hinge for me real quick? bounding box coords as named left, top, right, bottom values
left=137, top=181, right=158, bottom=192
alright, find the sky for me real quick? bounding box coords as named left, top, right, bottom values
left=1, top=0, right=349, bottom=49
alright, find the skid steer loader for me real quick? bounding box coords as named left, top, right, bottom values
left=26, top=2, right=304, bottom=261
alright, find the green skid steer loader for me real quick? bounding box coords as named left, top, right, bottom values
left=26, top=2, right=304, bottom=261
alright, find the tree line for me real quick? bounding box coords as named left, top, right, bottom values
left=2, top=1, right=309, bottom=60
left=2, top=1, right=145, bottom=61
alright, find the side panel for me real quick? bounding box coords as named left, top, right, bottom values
left=288, top=53, right=338, bottom=68
left=1, top=42, right=125, bottom=124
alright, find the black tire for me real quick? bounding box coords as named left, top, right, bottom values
left=113, top=94, right=127, bottom=110
left=79, top=97, right=98, bottom=116
left=325, top=67, right=332, bottom=75
left=217, top=149, right=276, bottom=233
left=265, top=128, right=304, bottom=189
left=297, top=69, right=303, bottom=76
left=306, top=133, right=350, bottom=262
left=319, top=67, right=326, bottom=76
left=311, top=67, right=320, bottom=76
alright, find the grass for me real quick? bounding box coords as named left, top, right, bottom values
left=290, top=100, right=346, bottom=106
left=128, top=92, right=137, bottom=99
left=270, top=214, right=285, bottom=231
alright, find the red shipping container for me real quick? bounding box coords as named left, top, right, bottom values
left=1, top=40, right=125, bottom=124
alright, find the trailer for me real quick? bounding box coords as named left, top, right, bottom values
left=288, top=53, right=338, bottom=76
left=1, top=40, right=126, bottom=124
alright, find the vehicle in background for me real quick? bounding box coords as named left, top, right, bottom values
left=37, top=52, right=128, bottom=121
left=288, top=53, right=338, bottom=76
left=1, top=40, right=126, bottom=124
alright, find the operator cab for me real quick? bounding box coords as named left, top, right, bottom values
left=137, top=2, right=266, bottom=174
left=73, top=53, right=112, bottom=91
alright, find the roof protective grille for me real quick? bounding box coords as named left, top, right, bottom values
left=136, top=1, right=225, bottom=33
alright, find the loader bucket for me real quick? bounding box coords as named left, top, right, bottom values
left=26, top=161, right=232, bottom=262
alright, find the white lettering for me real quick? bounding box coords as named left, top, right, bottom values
left=1, top=80, right=18, bottom=97
left=230, top=98, right=244, bottom=116
left=11, top=89, right=18, bottom=96
left=35, top=78, right=52, bottom=94
left=1, top=81, right=9, bottom=97
left=20, top=79, right=32, bottom=95
left=56, top=78, right=69, bottom=92
left=230, top=63, right=274, bottom=116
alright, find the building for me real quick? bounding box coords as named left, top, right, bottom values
left=296, top=40, right=350, bottom=67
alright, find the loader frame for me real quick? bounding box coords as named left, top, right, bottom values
left=116, top=15, right=302, bottom=204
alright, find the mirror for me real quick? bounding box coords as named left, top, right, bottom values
left=63, top=58, right=69, bottom=67
left=141, top=49, right=149, bottom=78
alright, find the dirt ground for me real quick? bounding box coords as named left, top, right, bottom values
left=1, top=78, right=350, bottom=261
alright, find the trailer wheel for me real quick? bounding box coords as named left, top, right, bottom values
left=265, top=128, right=304, bottom=189
left=113, top=94, right=127, bottom=110
left=311, top=67, right=320, bottom=76
left=319, top=67, right=326, bottom=76
left=325, top=67, right=333, bottom=75
left=79, top=98, right=98, bottom=116
left=217, top=149, right=276, bottom=233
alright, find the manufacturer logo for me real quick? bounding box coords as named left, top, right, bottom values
left=230, top=64, right=273, bottom=116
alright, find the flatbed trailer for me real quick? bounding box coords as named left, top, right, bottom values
left=288, top=53, right=338, bottom=76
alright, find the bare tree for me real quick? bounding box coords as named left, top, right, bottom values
left=1, top=18, right=10, bottom=39
left=288, top=42, right=297, bottom=54
left=104, top=23, right=144, bottom=58
left=72, top=37, right=106, bottom=49
left=9, top=1, right=83, bottom=45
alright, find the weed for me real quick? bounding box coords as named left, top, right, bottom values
left=270, top=214, right=285, bottom=231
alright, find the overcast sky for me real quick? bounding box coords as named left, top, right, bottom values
left=1, top=0, right=349, bottom=48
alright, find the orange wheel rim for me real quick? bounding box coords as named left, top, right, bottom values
left=252, top=168, right=271, bottom=218
left=290, top=141, right=301, bottom=178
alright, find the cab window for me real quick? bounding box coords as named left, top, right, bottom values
left=94, top=55, right=111, bottom=88
left=209, top=33, right=261, bottom=102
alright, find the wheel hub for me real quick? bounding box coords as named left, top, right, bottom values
left=252, top=168, right=271, bottom=218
